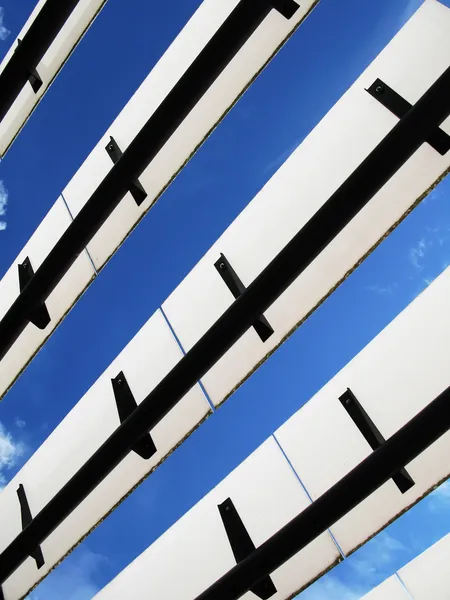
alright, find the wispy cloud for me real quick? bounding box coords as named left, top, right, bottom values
left=0, top=423, right=24, bottom=490
left=298, top=573, right=364, bottom=600
left=425, top=480, right=450, bottom=512
left=0, top=7, right=10, bottom=41
left=28, top=547, right=107, bottom=600
left=15, top=418, right=26, bottom=429
left=0, top=180, right=8, bottom=231
left=299, top=532, right=408, bottom=600
left=405, top=223, right=450, bottom=299
left=409, top=224, right=450, bottom=270
left=367, top=194, right=450, bottom=304
left=409, top=237, right=428, bottom=269
left=365, top=282, right=399, bottom=296
left=348, top=532, right=408, bottom=585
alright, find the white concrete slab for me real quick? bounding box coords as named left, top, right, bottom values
left=0, top=309, right=211, bottom=600
left=162, top=0, right=450, bottom=408
left=275, top=265, right=450, bottom=556
left=93, top=438, right=340, bottom=600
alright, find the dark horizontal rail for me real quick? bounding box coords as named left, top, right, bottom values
left=0, top=60, right=449, bottom=584
left=0, top=0, right=83, bottom=123
left=195, top=383, right=450, bottom=600
left=0, top=0, right=298, bottom=363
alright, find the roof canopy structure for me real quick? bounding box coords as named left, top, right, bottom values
left=0, top=1, right=449, bottom=599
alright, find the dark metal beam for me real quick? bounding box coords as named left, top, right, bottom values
left=0, top=0, right=300, bottom=363
left=0, top=59, right=449, bottom=585
left=195, top=383, right=450, bottom=600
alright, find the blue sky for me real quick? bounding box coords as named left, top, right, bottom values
left=1, top=0, right=450, bottom=598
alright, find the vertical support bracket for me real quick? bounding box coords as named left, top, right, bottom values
left=339, top=388, right=415, bottom=494
left=18, top=257, right=51, bottom=330
left=105, top=136, right=148, bottom=206
left=111, top=371, right=157, bottom=460
left=271, top=0, right=300, bottom=20
left=215, top=254, right=274, bottom=342
left=366, top=78, right=450, bottom=155
left=16, top=39, right=43, bottom=94
left=218, top=498, right=277, bottom=599
left=17, top=484, right=45, bottom=569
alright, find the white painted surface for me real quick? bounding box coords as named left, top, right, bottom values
left=399, top=532, right=450, bottom=599
left=163, top=0, right=450, bottom=408
left=63, top=0, right=317, bottom=270
left=0, top=0, right=108, bottom=156
left=0, top=309, right=210, bottom=600
left=0, top=197, right=95, bottom=401
left=0, top=0, right=317, bottom=398
left=360, top=576, right=410, bottom=599
left=275, top=265, right=450, bottom=556
left=93, top=437, right=340, bottom=600
left=90, top=262, right=450, bottom=600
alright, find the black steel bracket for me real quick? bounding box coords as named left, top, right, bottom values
left=111, top=371, right=157, bottom=460
left=218, top=498, right=277, bottom=599
left=215, top=254, right=274, bottom=342
left=16, top=39, right=43, bottom=94
left=271, top=0, right=300, bottom=19
left=366, top=78, right=450, bottom=156
left=18, top=257, right=51, bottom=330
left=17, top=484, right=45, bottom=569
left=105, top=137, right=148, bottom=206
left=339, top=388, right=415, bottom=493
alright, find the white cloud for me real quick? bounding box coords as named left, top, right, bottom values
left=405, top=223, right=450, bottom=299
left=366, top=282, right=399, bottom=296
left=298, top=532, right=407, bottom=600
left=0, top=7, right=10, bottom=41
left=0, top=423, right=24, bottom=490
left=347, top=532, right=408, bottom=588
left=426, top=480, right=450, bottom=512
left=27, top=548, right=107, bottom=600
left=409, top=237, right=428, bottom=269
left=409, top=223, right=450, bottom=271
left=15, top=418, right=26, bottom=429
left=0, top=182, right=7, bottom=216
left=367, top=208, right=450, bottom=301
left=370, top=532, right=407, bottom=563
left=298, top=573, right=364, bottom=600
left=0, top=180, right=7, bottom=231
